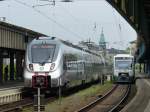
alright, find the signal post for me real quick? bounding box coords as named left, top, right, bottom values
left=32, top=75, right=48, bottom=112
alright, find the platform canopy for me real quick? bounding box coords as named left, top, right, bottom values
left=106, top=0, right=150, bottom=63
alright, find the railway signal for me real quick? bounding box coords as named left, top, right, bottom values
left=32, top=75, right=49, bottom=88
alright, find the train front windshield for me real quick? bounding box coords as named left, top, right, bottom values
left=115, top=60, right=132, bottom=69
left=31, top=44, right=56, bottom=63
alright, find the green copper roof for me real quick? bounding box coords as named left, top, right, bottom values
left=99, top=28, right=106, bottom=45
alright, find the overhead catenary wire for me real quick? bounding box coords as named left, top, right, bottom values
left=58, top=3, right=90, bottom=39
left=111, top=6, right=125, bottom=49
left=36, top=0, right=90, bottom=40
left=58, top=4, right=81, bottom=23
left=38, top=0, right=103, bottom=1
left=35, top=0, right=93, bottom=40
left=13, top=0, right=86, bottom=41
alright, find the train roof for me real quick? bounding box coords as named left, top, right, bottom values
left=60, top=39, right=103, bottom=57
left=114, top=54, right=134, bottom=58
left=30, top=36, right=60, bottom=44
left=32, top=36, right=103, bottom=57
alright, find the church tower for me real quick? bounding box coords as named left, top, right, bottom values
left=99, top=28, right=106, bottom=50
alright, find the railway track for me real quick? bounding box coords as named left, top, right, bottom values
left=0, top=82, right=119, bottom=112
left=108, top=84, right=131, bottom=112
left=0, top=84, right=90, bottom=112
left=76, top=84, right=131, bottom=112
left=0, top=80, right=101, bottom=112
left=0, top=98, right=32, bottom=112
left=0, top=96, right=56, bottom=112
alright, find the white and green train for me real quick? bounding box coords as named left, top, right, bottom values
left=113, top=54, right=135, bottom=83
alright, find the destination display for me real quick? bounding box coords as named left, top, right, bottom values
left=32, top=44, right=55, bottom=49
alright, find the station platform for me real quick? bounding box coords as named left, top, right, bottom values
left=121, top=73, right=150, bottom=112
left=0, top=80, right=24, bottom=90
left=0, top=80, right=24, bottom=104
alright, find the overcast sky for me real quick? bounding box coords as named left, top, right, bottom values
left=0, top=0, right=137, bottom=50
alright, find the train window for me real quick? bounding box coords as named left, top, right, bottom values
left=63, top=60, right=67, bottom=70
left=115, top=57, right=132, bottom=60
left=115, top=60, right=132, bottom=69
left=31, top=44, right=56, bottom=63
left=65, top=61, right=78, bottom=70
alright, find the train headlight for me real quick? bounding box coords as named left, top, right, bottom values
left=29, top=64, right=34, bottom=71
left=50, top=63, right=55, bottom=70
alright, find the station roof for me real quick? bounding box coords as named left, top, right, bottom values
left=0, top=21, right=47, bottom=37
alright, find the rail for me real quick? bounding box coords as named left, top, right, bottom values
left=108, top=84, right=131, bottom=112
left=76, top=84, right=118, bottom=112
left=76, top=84, right=130, bottom=112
